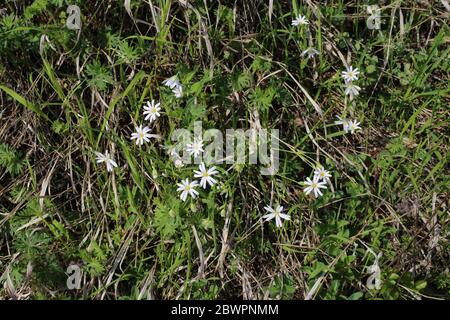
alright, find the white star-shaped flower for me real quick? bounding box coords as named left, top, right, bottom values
left=130, top=125, right=154, bottom=145
left=303, top=176, right=327, bottom=198
left=162, top=75, right=181, bottom=89
left=172, top=85, right=183, bottom=98
left=95, top=151, right=118, bottom=172
left=347, top=120, right=362, bottom=134
left=186, top=139, right=204, bottom=158
left=162, top=75, right=183, bottom=98
left=345, top=82, right=361, bottom=100
left=335, top=116, right=350, bottom=133
left=341, top=66, right=360, bottom=83
left=292, top=15, right=309, bottom=26
left=177, top=178, right=199, bottom=202
left=263, top=205, right=290, bottom=228
left=143, top=100, right=161, bottom=122
left=193, top=162, right=218, bottom=189
left=313, top=166, right=332, bottom=181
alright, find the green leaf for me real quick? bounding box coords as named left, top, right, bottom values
left=415, top=280, right=427, bottom=291
left=0, top=84, right=48, bottom=120
left=348, top=291, right=364, bottom=300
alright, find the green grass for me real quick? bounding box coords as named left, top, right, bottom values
left=0, top=0, right=449, bottom=300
